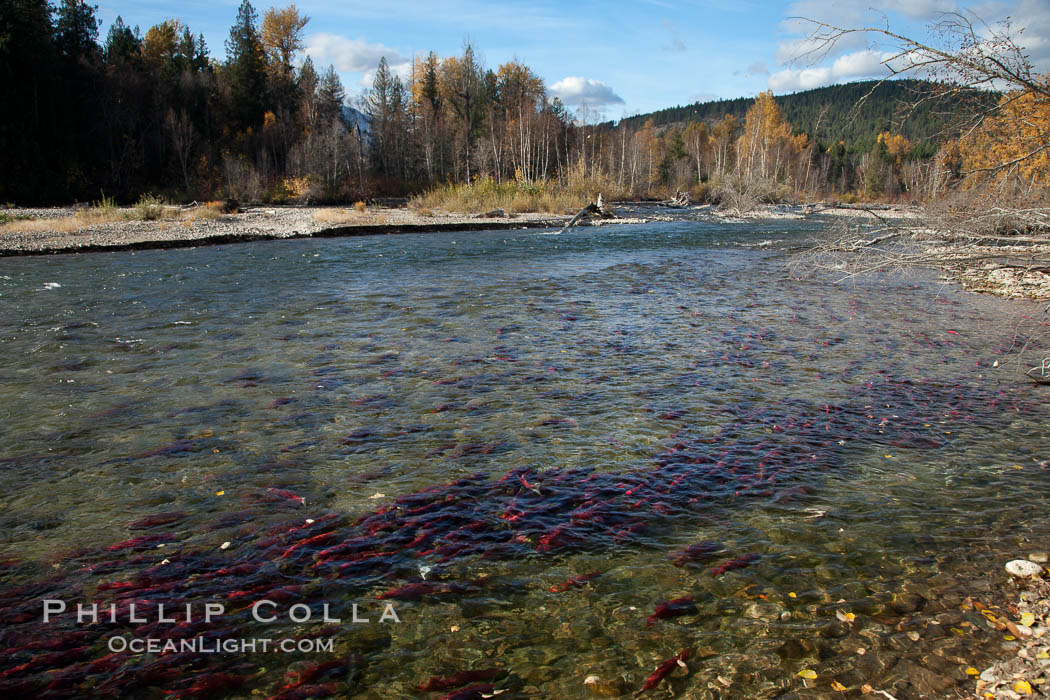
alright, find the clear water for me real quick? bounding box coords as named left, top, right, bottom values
left=0, top=219, right=1047, bottom=698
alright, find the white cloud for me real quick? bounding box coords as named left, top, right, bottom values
left=881, top=0, right=958, bottom=19
left=768, top=48, right=895, bottom=92
left=768, top=0, right=1050, bottom=96
left=359, top=60, right=413, bottom=88
left=549, top=77, right=625, bottom=108
left=775, top=0, right=958, bottom=64
left=999, top=0, right=1050, bottom=68
left=305, top=33, right=406, bottom=73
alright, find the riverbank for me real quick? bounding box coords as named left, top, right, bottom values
left=0, top=204, right=569, bottom=256
left=0, top=201, right=924, bottom=257
left=3, top=202, right=1048, bottom=301
left=972, top=558, right=1050, bottom=699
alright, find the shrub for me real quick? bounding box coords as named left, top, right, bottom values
left=133, top=194, right=167, bottom=221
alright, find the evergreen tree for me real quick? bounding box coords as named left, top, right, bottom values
left=103, top=16, right=140, bottom=65
left=317, top=65, right=345, bottom=124
left=421, top=51, right=440, bottom=112
left=864, top=137, right=890, bottom=198
left=54, top=0, right=99, bottom=62
left=224, top=0, right=267, bottom=131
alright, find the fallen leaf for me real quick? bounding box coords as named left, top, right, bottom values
left=1014, top=680, right=1032, bottom=695
left=1021, top=612, right=1035, bottom=627
left=831, top=680, right=847, bottom=691
left=788, top=592, right=797, bottom=598
left=797, top=669, right=817, bottom=680
left=215, top=490, right=225, bottom=496
left=965, top=667, right=980, bottom=675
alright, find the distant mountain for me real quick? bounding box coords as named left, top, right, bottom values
left=611, top=79, right=998, bottom=153
left=341, top=105, right=372, bottom=136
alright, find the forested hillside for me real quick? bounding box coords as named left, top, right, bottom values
left=613, top=80, right=998, bottom=156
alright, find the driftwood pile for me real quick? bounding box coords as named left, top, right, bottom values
left=667, top=189, right=691, bottom=207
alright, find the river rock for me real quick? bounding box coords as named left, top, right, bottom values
left=583, top=675, right=627, bottom=697
left=1029, top=552, right=1049, bottom=564
left=1006, top=560, right=1044, bottom=578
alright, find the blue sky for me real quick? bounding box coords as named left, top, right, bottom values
left=95, top=0, right=1050, bottom=120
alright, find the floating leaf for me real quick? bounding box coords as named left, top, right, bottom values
left=797, top=669, right=817, bottom=680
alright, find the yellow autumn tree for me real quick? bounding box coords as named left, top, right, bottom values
left=261, top=5, right=309, bottom=81
left=141, top=20, right=185, bottom=70
left=877, top=132, right=912, bottom=164
left=736, top=92, right=794, bottom=182
left=955, top=79, right=1050, bottom=190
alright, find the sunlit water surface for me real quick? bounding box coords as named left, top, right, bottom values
left=0, top=219, right=1048, bottom=698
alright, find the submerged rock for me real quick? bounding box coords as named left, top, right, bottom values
left=583, top=674, right=627, bottom=697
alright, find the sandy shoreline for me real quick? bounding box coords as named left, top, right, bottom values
left=0, top=205, right=569, bottom=256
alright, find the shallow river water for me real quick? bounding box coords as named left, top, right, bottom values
left=0, top=219, right=1048, bottom=698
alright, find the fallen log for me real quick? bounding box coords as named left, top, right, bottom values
left=558, top=194, right=617, bottom=233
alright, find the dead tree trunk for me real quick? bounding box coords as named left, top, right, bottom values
left=558, top=194, right=617, bottom=233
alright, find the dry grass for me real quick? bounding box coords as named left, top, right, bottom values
left=312, top=208, right=360, bottom=225
left=410, top=170, right=632, bottom=215
left=181, top=201, right=227, bottom=221
left=312, top=206, right=392, bottom=226
left=0, top=196, right=190, bottom=236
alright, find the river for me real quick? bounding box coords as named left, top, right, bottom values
left=0, top=219, right=1047, bottom=698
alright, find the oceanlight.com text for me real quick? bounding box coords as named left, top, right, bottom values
left=106, top=636, right=335, bottom=654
